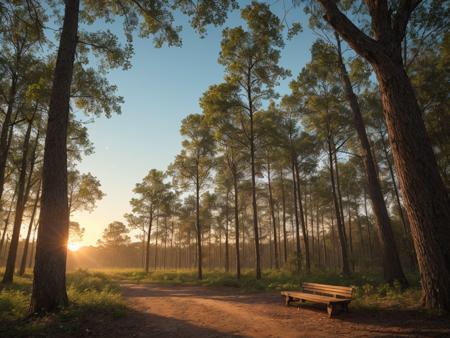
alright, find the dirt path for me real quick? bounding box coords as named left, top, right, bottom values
left=101, top=284, right=450, bottom=337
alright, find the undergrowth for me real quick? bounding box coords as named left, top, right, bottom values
left=0, top=270, right=125, bottom=337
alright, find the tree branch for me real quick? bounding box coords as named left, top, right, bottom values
left=316, top=0, right=381, bottom=63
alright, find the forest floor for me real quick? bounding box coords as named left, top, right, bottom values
left=96, top=283, right=450, bottom=338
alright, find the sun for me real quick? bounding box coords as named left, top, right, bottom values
left=68, top=242, right=81, bottom=252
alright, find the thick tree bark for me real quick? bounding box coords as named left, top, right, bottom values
left=30, top=0, right=79, bottom=313
left=335, top=33, right=408, bottom=286
left=327, top=137, right=351, bottom=276
left=318, top=0, right=450, bottom=310
left=374, top=62, right=450, bottom=308
left=380, top=131, right=416, bottom=269
left=2, top=115, right=34, bottom=283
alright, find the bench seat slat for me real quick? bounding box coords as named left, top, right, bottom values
left=303, top=282, right=352, bottom=291
left=302, top=284, right=352, bottom=298
left=303, top=290, right=352, bottom=298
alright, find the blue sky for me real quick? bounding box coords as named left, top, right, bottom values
left=72, top=1, right=317, bottom=245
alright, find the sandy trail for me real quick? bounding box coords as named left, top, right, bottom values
left=99, top=284, right=450, bottom=337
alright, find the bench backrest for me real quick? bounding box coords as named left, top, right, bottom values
left=302, top=282, right=352, bottom=299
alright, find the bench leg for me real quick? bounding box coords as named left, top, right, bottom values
left=327, top=304, right=334, bottom=318
left=285, top=296, right=292, bottom=306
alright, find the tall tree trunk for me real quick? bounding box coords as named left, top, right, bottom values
left=225, top=188, right=230, bottom=273
left=291, top=158, right=302, bottom=273
left=0, top=73, right=18, bottom=207
left=294, top=158, right=310, bottom=273
left=335, top=33, right=408, bottom=286
left=30, top=0, right=79, bottom=313
left=145, top=207, right=153, bottom=273
left=19, top=184, right=41, bottom=276
left=232, top=172, right=240, bottom=279
left=280, top=169, right=288, bottom=264
left=379, top=130, right=415, bottom=269
left=3, top=115, right=34, bottom=283
left=0, top=188, right=17, bottom=256
left=333, top=147, right=347, bottom=244
left=28, top=223, right=38, bottom=269
left=327, top=137, right=351, bottom=276
left=154, top=215, right=159, bottom=270
left=195, top=172, right=202, bottom=280
left=375, top=62, right=450, bottom=308
left=316, top=204, right=321, bottom=267
left=321, top=213, right=327, bottom=268
left=249, top=109, right=261, bottom=279
left=267, top=158, right=279, bottom=269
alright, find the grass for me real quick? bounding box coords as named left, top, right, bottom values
left=103, top=267, right=424, bottom=312
left=0, top=270, right=126, bottom=337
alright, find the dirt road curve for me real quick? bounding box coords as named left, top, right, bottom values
left=104, top=284, right=450, bottom=338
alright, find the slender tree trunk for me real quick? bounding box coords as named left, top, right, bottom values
left=291, top=158, right=302, bottom=273
left=333, top=148, right=348, bottom=245
left=335, top=33, right=407, bottom=286
left=225, top=189, right=230, bottom=273
left=232, top=172, right=240, bottom=279
left=321, top=213, right=327, bottom=268
left=249, top=109, right=261, bottom=279
left=316, top=204, right=321, bottom=267
left=0, top=188, right=17, bottom=256
left=3, top=116, right=34, bottom=283
left=294, top=158, right=310, bottom=273
left=30, top=0, right=79, bottom=313
left=154, top=215, right=159, bottom=270
left=267, top=159, right=279, bottom=269
left=327, top=137, right=351, bottom=276
left=0, top=73, right=18, bottom=207
left=363, top=188, right=374, bottom=262
left=195, top=173, right=202, bottom=280
left=280, top=169, right=288, bottom=264
left=28, top=224, right=38, bottom=269
left=19, top=184, right=41, bottom=276
left=145, top=208, right=153, bottom=273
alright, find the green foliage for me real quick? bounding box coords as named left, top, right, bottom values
left=98, top=221, right=131, bottom=247
left=0, top=270, right=125, bottom=337
left=68, top=169, right=105, bottom=214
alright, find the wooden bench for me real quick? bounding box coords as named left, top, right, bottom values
left=281, top=282, right=353, bottom=317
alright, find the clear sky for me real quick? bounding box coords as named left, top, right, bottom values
left=71, top=1, right=317, bottom=246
